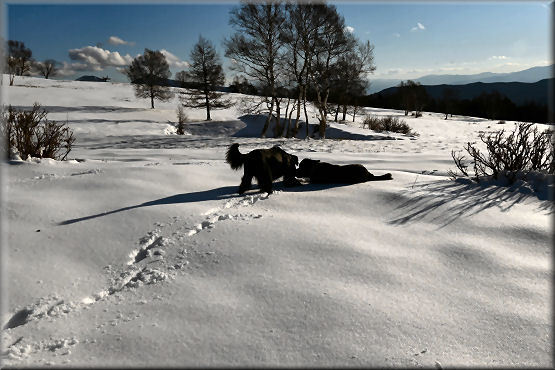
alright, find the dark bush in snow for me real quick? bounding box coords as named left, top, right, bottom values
left=450, top=122, right=554, bottom=185
left=362, top=115, right=414, bottom=135
left=1, top=103, right=75, bottom=161
left=176, top=105, right=188, bottom=135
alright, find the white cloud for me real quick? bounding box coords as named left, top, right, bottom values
left=344, top=26, right=355, bottom=34
left=56, top=61, right=103, bottom=77
left=411, top=22, right=426, bottom=32
left=68, top=46, right=134, bottom=70
left=489, top=55, right=508, bottom=60
left=108, top=36, right=135, bottom=46
left=393, top=33, right=401, bottom=38
left=160, top=49, right=189, bottom=69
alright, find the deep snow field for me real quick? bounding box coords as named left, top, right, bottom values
left=1, top=76, right=552, bottom=367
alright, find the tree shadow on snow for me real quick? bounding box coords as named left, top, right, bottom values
left=11, top=105, right=147, bottom=114
left=57, top=181, right=348, bottom=225
left=236, top=114, right=398, bottom=141
left=388, top=178, right=553, bottom=228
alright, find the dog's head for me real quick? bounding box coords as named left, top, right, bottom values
left=297, top=158, right=319, bottom=177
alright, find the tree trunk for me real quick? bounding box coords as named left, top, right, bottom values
left=334, top=103, right=340, bottom=122
left=286, top=101, right=296, bottom=138
left=284, top=97, right=290, bottom=123
left=205, top=91, right=211, bottom=121
left=303, top=88, right=309, bottom=139
left=274, top=99, right=282, bottom=137
left=342, top=104, right=347, bottom=121
left=316, top=88, right=329, bottom=139
left=260, top=97, right=275, bottom=138
left=291, top=87, right=303, bottom=138
left=151, top=91, right=155, bottom=109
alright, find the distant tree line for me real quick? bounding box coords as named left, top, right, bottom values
left=361, top=81, right=551, bottom=124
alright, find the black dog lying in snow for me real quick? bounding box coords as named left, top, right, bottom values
left=297, top=158, right=392, bottom=184
left=226, top=143, right=301, bottom=194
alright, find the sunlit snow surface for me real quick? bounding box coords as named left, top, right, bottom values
left=1, top=76, right=552, bottom=367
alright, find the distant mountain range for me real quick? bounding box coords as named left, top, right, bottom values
left=368, top=64, right=553, bottom=94
left=373, top=78, right=552, bottom=106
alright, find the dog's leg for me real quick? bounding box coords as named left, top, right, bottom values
left=238, top=166, right=254, bottom=194
left=283, top=175, right=302, bottom=187
left=239, top=176, right=253, bottom=194
left=257, top=168, right=274, bottom=194
left=368, top=173, right=393, bottom=181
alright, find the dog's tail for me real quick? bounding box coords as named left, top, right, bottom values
left=226, top=143, right=244, bottom=170
left=367, top=173, right=393, bottom=181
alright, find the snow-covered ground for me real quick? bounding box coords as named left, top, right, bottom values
left=1, top=76, right=552, bottom=367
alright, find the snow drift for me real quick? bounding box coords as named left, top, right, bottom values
left=1, top=76, right=552, bottom=367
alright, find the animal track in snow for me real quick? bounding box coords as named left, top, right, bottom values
left=2, top=334, right=79, bottom=363
left=127, top=232, right=170, bottom=265
left=188, top=194, right=267, bottom=236
left=2, top=297, right=76, bottom=330
left=2, top=192, right=268, bottom=365
left=19, top=169, right=103, bottom=183
left=187, top=213, right=262, bottom=236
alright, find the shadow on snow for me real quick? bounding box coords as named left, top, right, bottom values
left=388, top=178, right=553, bottom=228
left=57, top=181, right=350, bottom=226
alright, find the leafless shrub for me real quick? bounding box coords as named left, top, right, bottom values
left=362, top=115, right=415, bottom=135
left=176, top=105, right=188, bottom=135
left=1, top=103, right=75, bottom=161
left=450, top=122, right=554, bottom=183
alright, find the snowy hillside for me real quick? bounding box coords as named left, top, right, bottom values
left=1, top=76, right=552, bottom=367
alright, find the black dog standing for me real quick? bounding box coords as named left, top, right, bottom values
left=226, top=143, right=301, bottom=194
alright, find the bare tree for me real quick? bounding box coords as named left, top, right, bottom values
left=180, top=36, right=231, bottom=121
left=282, top=3, right=315, bottom=137
left=441, top=87, right=459, bottom=119
left=8, top=40, right=33, bottom=76
left=225, top=1, right=286, bottom=137
left=125, top=49, right=174, bottom=109
left=35, top=59, right=59, bottom=79
left=308, top=4, right=355, bottom=138
left=229, top=75, right=258, bottom=95
left=5, top=40, right=32, bottom=85
left=333, top=40, right=375, bottom=121
left=397, top=80, right=427, bottom=117
left=175, top=70, right=188, bottom=88
left=6, top=55, right=18, bottom=86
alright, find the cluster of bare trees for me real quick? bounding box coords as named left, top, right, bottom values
left=397, top=80, right=427, bottom=117
left=4, top=40, right=61, bottom=85
left=225, top=2, right=375, bottom=139
left=6, top=2, right=376, bottom=140
left=125, top=2, right=375, bottom=138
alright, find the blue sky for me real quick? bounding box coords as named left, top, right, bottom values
left=4, top=1, right=553, bottom=82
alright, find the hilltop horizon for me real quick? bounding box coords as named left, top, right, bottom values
left=5, top=2, right=551, bottom=84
